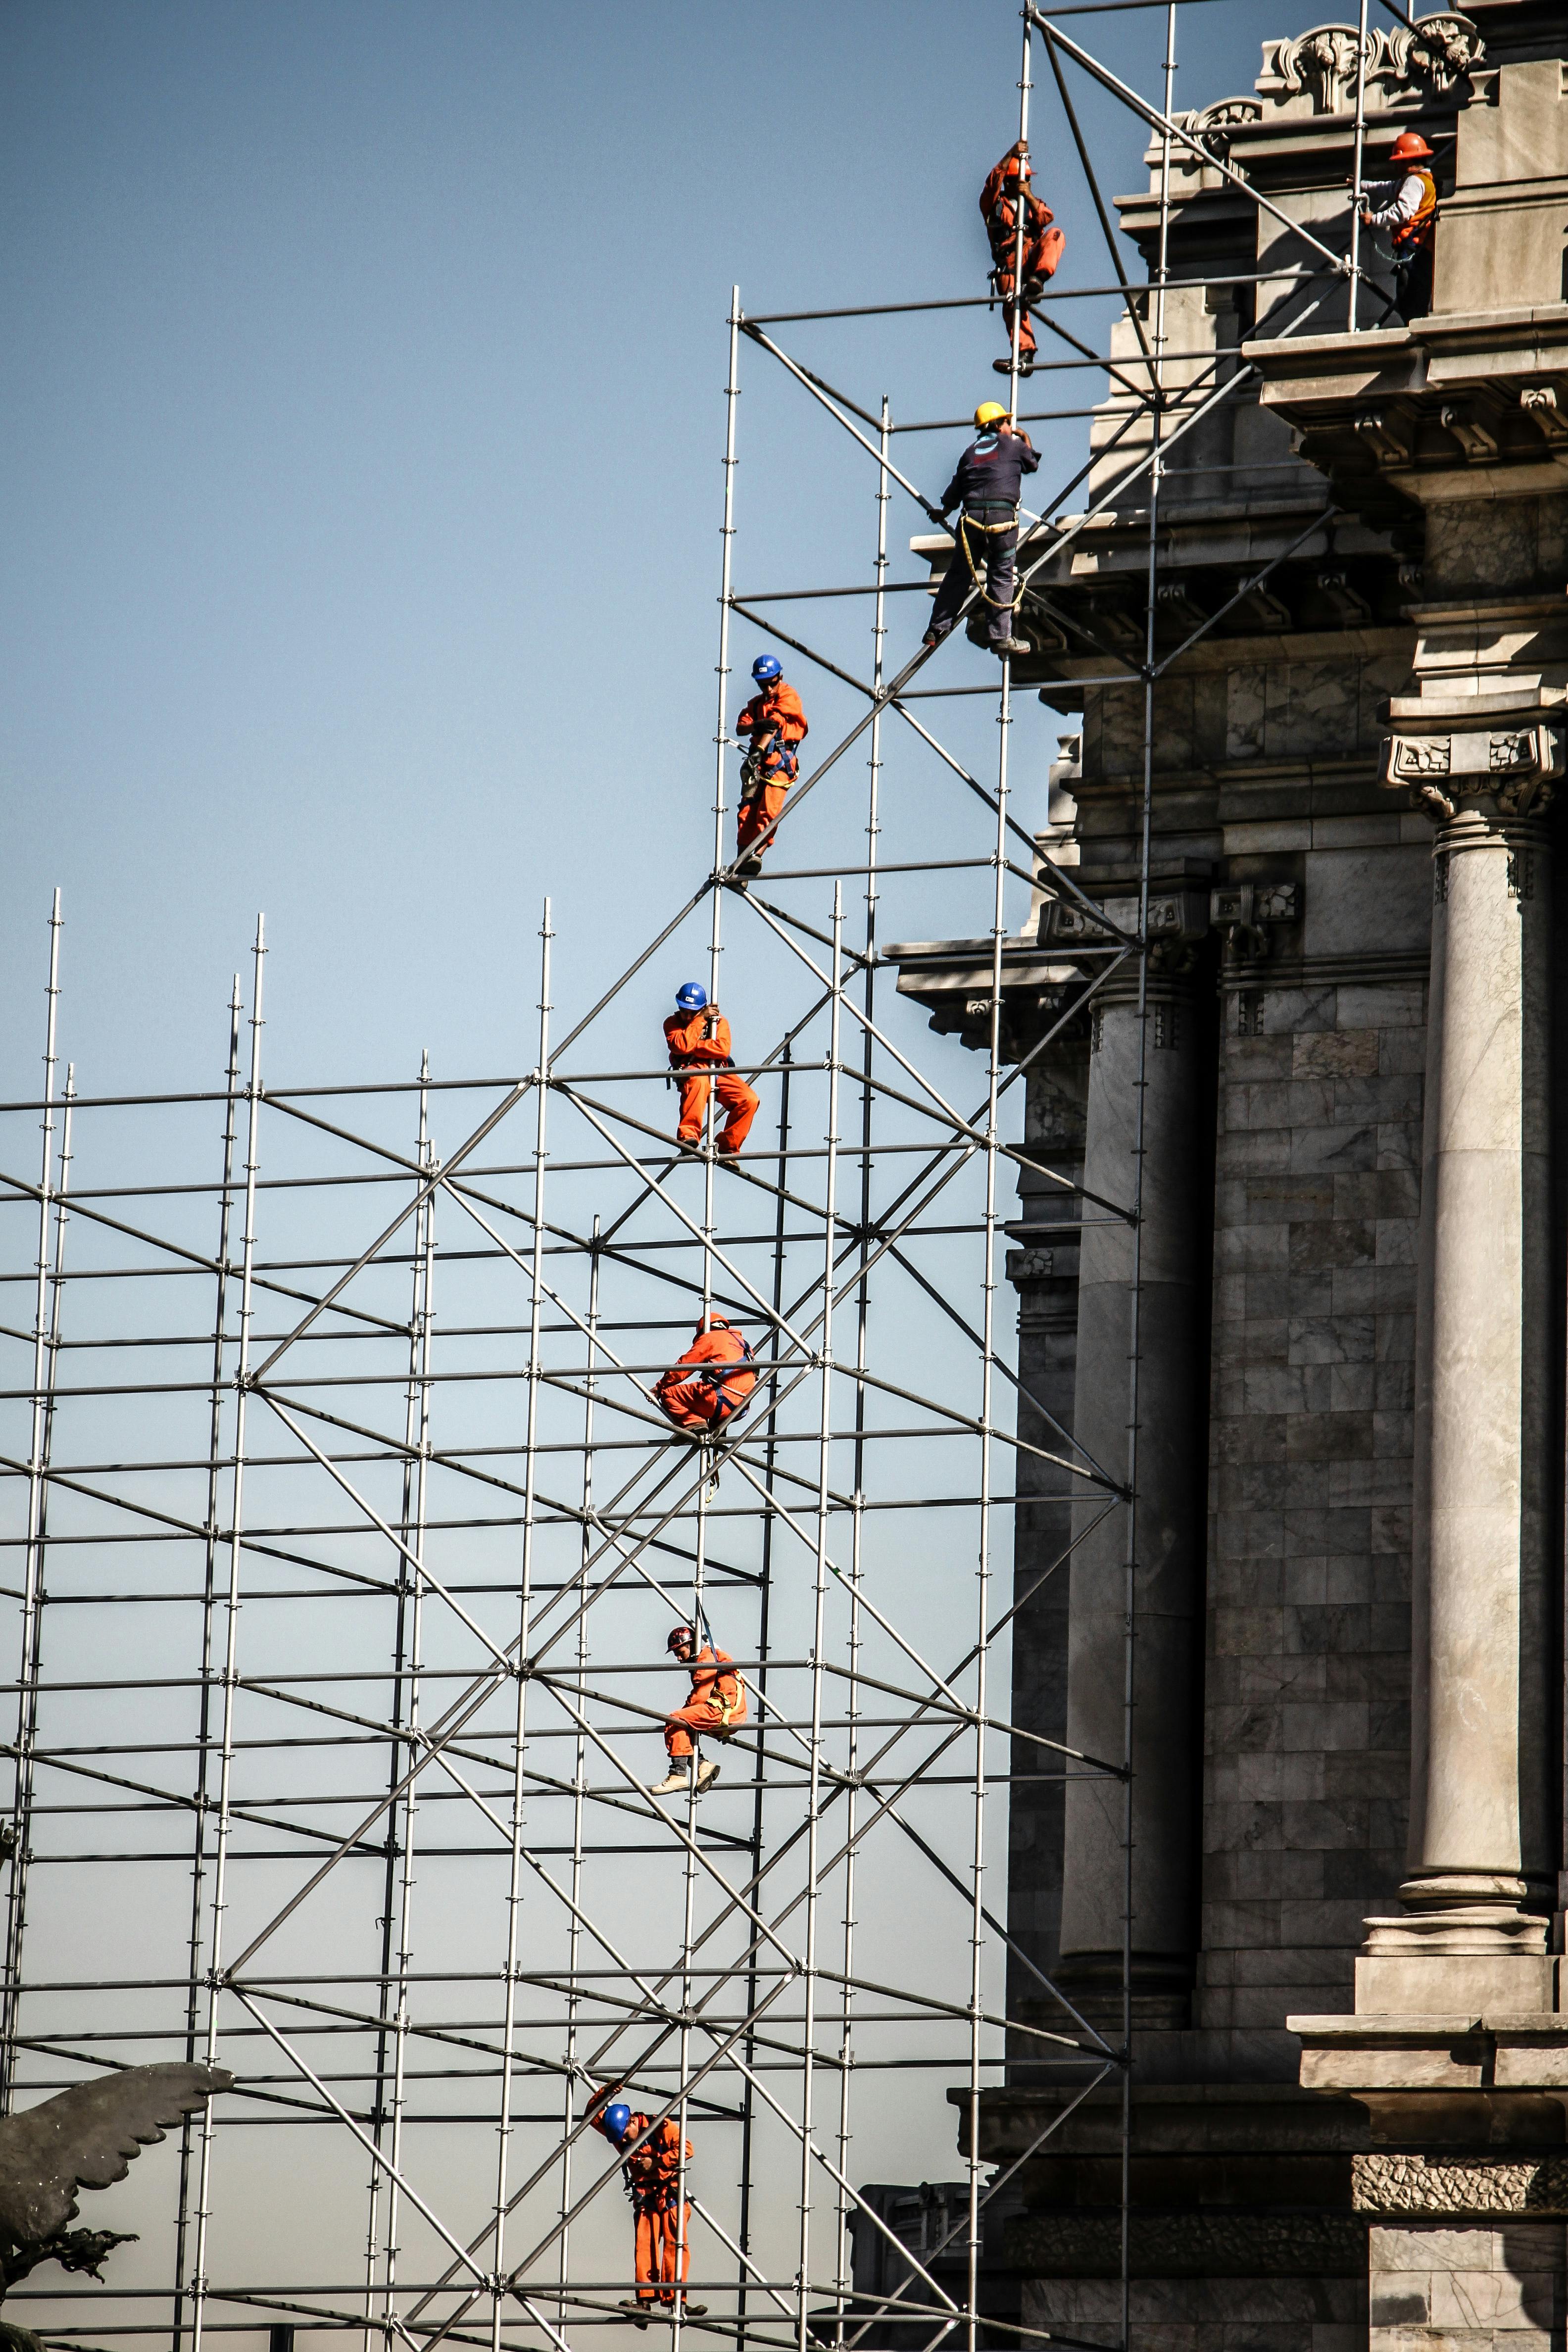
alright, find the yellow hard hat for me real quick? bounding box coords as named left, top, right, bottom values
left=974, top=400, right=1008, bottom=428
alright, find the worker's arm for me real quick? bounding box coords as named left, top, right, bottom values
left=1360, top=173, right=1421, bottom=228
left=1016, top=437, right=1040, bottom=476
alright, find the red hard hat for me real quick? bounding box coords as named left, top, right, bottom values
left=1389, top=130, right=1433, bottom=162
left=667, top=1624, right=696, bottom=1655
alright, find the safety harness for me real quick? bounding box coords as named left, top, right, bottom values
left=693, top=1607, right=746, bottom=1736
left=691, top=1326, right=755, bottom=1428
left=740, top=734, right=799, bottom=795
left=1391, top=168, right=1438, bottom=253
left=953, top=509, right=1021, bottom=612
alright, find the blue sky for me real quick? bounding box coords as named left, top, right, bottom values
left=1, top=0, right=1324, bottom=1099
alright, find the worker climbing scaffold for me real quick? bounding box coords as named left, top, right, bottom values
left=923, top=402, right=1038, bottom=659
left=650, top=1621, right=748, bottom=1799
left=663, top=982, right=760, bottom=1161
left=979, top=140, right=1064, bottom=376
left=586, top=2086, right=706, bottom=2326
left=734, top=652, right=808, bottom=879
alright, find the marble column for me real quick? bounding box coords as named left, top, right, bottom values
left=1057, top=968, right=1208, bottom=2022
left=1361, top=785, right=1555, bottom=2001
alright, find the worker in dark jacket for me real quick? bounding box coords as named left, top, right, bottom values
left=923, top=404, right=1038, bottom=658
left=980, top=143, right=1065, bottom=376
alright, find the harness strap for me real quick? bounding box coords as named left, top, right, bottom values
left=956, top=514, right=1021, bottom=612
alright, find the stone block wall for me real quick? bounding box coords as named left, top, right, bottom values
left=1202, top=967, right=1426, bottom=2035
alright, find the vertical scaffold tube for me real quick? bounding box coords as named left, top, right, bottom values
left=1, top=890, right=64, bottom=2111
left=493, top=906, right=553, bottom=2348
left=173, top=984, right=242, bottom=2352
left=192, top=915, right=266, bottom=2352
left=557, top=1216, right=601, bottom=2329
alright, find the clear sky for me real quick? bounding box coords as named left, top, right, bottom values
left=0, top=0, right=1333, bottom=1101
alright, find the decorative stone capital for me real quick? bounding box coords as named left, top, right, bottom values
left=1378, top=716, right=1565, bottom=822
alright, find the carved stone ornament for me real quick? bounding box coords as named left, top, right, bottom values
left=1254, top=15, right=1480, bottom=115
left=1189, top=96, right=1264, bottom=155
left=1385, top=735, right=1452, bottom=780
left=1353, top=2151, right=1568, bottom=2217
left=1383, top=12, right=1483, bottom=94
left=1278, top=24, right=1377, bottom=111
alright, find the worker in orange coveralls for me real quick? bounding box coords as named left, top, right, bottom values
left=651, top=1622, right=749, bottom=1798
left=979, top=143, right=1065, bottom=376
left=664, top=982, right=759, bottom=1161
left=586, top=2084, right=704, bottom=2326
left=654, top=1317, right=757, bottom=1436
left=734, top=652, right=808, bottom=878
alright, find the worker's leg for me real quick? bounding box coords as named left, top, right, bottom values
left=714, top=1071, right=760, bottom=1154
left=984, top=527, right=1020, bottom=648
left=924, top=522, right=976, bottom=644
left=676, top=1072, right=710, bottom=1144
left=1000, top=294, right=1037, bottom=361
left=665, top=1699, right=724, bottom=1759
left=736, top=784, right=787, bottom=862
left=635, top=2206, right=658, bottom=2305
left=1396, top=244, right=1433, bottom=322
left=663, top=2202, right=690, bottom=2302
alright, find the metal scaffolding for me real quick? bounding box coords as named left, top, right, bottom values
left=0, top=11, right=1383, bottom=2352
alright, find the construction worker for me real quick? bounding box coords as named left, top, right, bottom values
left=923, top=405, right=1038, bottom=659
left=979, top=142, right=1065, bottom=376
left=654, top=1316, right=757, bottom=1435
left=651, top=1622, right=748, bottom=1798
left=586, top=2085, right=705, bottom=2326
left=734, top=653, right=808, bottom=878
left=664, top=982, right=760, bottom=1161
left=1359, top=129, right=1438, bottom=322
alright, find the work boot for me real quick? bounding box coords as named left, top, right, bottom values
left=715, top=1149, right=740, bottom=1170
left=676, top=1136, right=702, bottom=1154
left=992, top=636, right=1030, bottom=657
left=618, top=2303, right=650, bottom=2330
left=695, top=1758, right=722, bottom=1793
left=675, top=2304, right=708, bottom=2319
left=735, top=852, right=763, bottom=880
left=651, top=1760, right=691, bottom=1796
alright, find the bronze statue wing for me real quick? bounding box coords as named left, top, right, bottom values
left=0, top=2064, right=232, bottom=2246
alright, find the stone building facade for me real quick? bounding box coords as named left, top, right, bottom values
left=889, top=0, right=1568, bottom=2342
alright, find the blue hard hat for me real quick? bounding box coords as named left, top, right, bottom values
left=603, top=2101, right=633, bottom=2147
left=751, top=653, right=783, bottom=683
left=675, top=981, right=709, bottom=1012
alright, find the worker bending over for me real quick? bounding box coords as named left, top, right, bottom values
left=979, top=143, right=1064, bottom=377
left=654, top=1316, right=757, bottom=1435
left=923, top=404, right=1037, bottom=659
left=664, top=982, right=759, bottom=1161
left=734, top=653, right=808, bottom=878
left=586, top=2085, right=704, bottom=2325
left=651, top=1622, right=748, bottom=1798
left=1358, top=130, right=1437, bottom=322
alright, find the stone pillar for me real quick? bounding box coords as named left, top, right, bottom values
left=1359, top=781, right=1556, bottom=2004
left=1057, top=967, right=1208, bottom=2021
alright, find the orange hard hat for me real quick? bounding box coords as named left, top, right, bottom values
left=1389, top=129, right=1433, bottom=162
left=1004, top=153, right=1033, bottom=180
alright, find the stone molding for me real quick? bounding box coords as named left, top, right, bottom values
left=1353, top=2152, right=1568, bottom=2216
left=1220, top=947, right=1428, bottom=991
left=1005, top=2209, right=1367, bottom=2277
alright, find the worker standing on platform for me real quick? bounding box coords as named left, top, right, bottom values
left=650, top=1622, right=748, bottom=1798
left=586, top=2085, right=705, bottom=2325
left=980, top=142, right=1065, bottom=377
left=1358, top=129, right=1438, bottom=322
left=654, top=1316, right=757, bottom=1435
left=923, top=404, right=1037, bottom=658
left=734, top=653, right=808, bottom=878
left=664, top=982, right=759, bottom=1161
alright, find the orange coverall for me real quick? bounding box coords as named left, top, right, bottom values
left=664, top=1006, right=759, bottom=1154
left=735, top=682, right=808, bottom=862
left=664, top=1644, right=748, bottom=1760
left=655, top=1321, right=758, bottom=1433
left=588, top=2092, right=693, bottom=2308
left=979, top=155, right=1064, bottom=362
